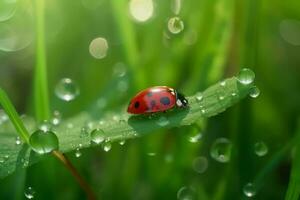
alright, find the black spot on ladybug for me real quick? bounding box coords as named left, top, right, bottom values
left=147, top=92, right=153, bottom=97
left=160, top=97, right=170, bottom=105
left=134, top=101, right=140, bottom=108
left=150, top=100, right=156, bottom=108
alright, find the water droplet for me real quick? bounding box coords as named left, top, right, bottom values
left=0, top=0, right=17, bottom=22
left=119, top=140, right=126, bottom=145
left=177, top=186, right=196, bottom=200
left=55, top=78, right=80, bottom=101
left=24, top=186, right=35, bottom=199
left=80, top=126, right=89, bottom=138
left=218, top=95, right=224, bottom=100
left=89, top=37, right=108, bottom=59
left=231, top=92, right=237, bottom=97
left=15, top=136, right=21, bottom=145
left=91, top=129, right=105, bottom=144
left=210, top=138, right=232, bottom=163
left=38, top=120, right=53, bottom=132
left=29, top=130, right=59, bottom=154
left=201, top=109, right=206, bottom=114
left=193, top=156, right=208, bottom=173
left=113, top=62, right=127, bottom=77
left=103, top=142, right=112, bottom=152
left=254, top=141, right=268, bottom=157
left=0, top=109, right=8, bottom=125
left=156, top=116, right=169, bottom=126
left=237, top=68, right=255, bottom=85
left=195, top=93, right=203, bottom=102
left=51, top=110, right=62, bottom=126
left=129, top=0, right=154, bottom=22
left=279, top=19, right=300, bottom=46
left=168, top=16, right=184, bottom=34
left=99, top=120, right=105, bottom=125
left=243, top=182, right=256, bottom=197
left=75, top=148, right=82, bottom=158
left=249, top=86, right=260, bottom=98
left=188, top=133, right=202, bottom=143
left=147, top=152, right=156, bottom=156
left=220, top=80, right=226, bottom=86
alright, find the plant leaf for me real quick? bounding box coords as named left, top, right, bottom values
left=0, top=76, right=253, bottom=179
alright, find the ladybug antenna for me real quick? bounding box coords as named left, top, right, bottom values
left=176, top=92, right=188, bottom=107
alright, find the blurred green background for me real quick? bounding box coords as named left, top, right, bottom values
left=0, top=0, right=300, bottom=199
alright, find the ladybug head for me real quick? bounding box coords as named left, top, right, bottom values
left=176, top=92, right=188, bottom=108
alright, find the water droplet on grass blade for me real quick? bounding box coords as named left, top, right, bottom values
left=254, top=141, right=268, bottom=157
left=0, top=109, right=8, bottom=124
left=237, top=68, right=255, bottom=85
left=220, top=80, right=226, bottom=86
left=156, top=116, right=169, bottom=126
left=168, top=16, right=184, bottom=34
left=195, top=93, right=203, bottom=102
left=243, top=182, right=256, bottom=197
left=15, top=136, right=21, bottom=145
left=51, top=110, right=62, bottom=126
left=29, top=130, right=59, bottom=154
left=55, top=78, right=80, bottom=101
left=188, top=133, right=202, bottom=143
left=38, top=120, right=53, bottom=132
left=177, top=186, right=196, bottom=200
left=210, top=138, right=232, bottom=163
left=119, top=140, right=126, bottom=145
left=103, top=142, right=112, bottom=152
left=75, top=148, right=82, bottom=158
left=24, top=186, right=35, bottom=199
left=129, top=0, right=154, bottom=22
left=91, top=129, right=105, bottom=144
left=249, top=86, right=260, bottom=98
left=89, top=37, right=108, bottom=59
left=193, top=156, right=208, bottom=173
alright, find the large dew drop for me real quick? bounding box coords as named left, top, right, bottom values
left=103, top=142, right=112, bottom=152
left=177, top=186, right=196, bottom=200
left=243, top=182, right=257, bottom=197
left=29, top=130, right=59, bottom=154
left=254, top=141, right=268, bottom=157
left=89, top=37, right=108, bottom=59
left=168, top=17, right=184, bottom=34
left=24, top=186, right=35, bottom=199
left=249, top=86, right=260, bottom=98
left=55, top=78, right=80, bottom=102
left=210, top=138, right=232, bottom=163
left=237, top=68, right=255, bottom=85
left=91, top=128, right=105, bottom=144
left=129, top=0, right=154, bottom=22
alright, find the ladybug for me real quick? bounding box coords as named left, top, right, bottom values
left=127, top=86, right=188, bottom=114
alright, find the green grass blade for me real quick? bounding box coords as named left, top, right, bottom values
left=0, top=76, right=253, bottom=178
left=0, top=88, right=30, bottom=143
left=33, top=0, right=50, bottom=121
left=285, top=121, right=300, bottom=200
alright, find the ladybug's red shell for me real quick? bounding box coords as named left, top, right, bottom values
left=127, top=86, right=177, bottom=114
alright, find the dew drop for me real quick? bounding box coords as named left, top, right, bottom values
left=89, top=37, right=108, bottom=59
left=24, top=186, right=35, bottom=199
left=55, top=78, right=80, bottom=101
left=210, top=138, right=232, bottom=163
left=231, top=92, right=237, bottom=97
left=156, top=116, right=169, bottom=126
left=80, top=126, right=89, bottom=138
left=249, top=86, right=260, bottom=98
left=15, top=136, right=21, bottom=145
left=177, top=186, right=196, bottom=200
left=220, top=80, right=226, bottom=86
left=218, top=95, right=224, bottom=100
left=193, top=156, right=208, bottom=173
left=188, top=133, right=202, bottom=143
left=103, top=142, right=112, bottom=152
left=195, top=93, right=203, bottom=102
left=129, top=0, right=154, bottom=22
left=168, top=16, right=184, bottom=34
left=51, top=110, right=62, bottom=126
left=91, top=129, right=105, bottom=144
left=243, top=182, right=256, bottom=197
left=0, top=109, right=8, bottom=125
left=38, top=120, right=53, bottom=132
left=201, top=109, right=206, bottom=114
left=113, top=62, right=127, bottom=77
left=75, top=148, right=82, bottom=158
left=237, top=68, right=255, bottom=85
left=254, top=141, right=268, bottom=157
left=119, top=140, right=126, bottom=145
left=29, top=130, right=59, bottom=154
